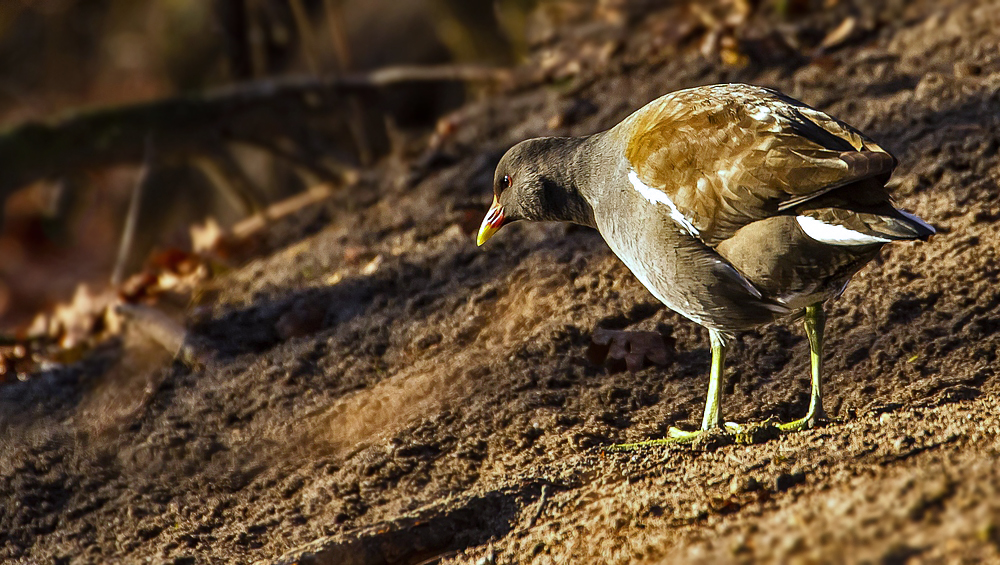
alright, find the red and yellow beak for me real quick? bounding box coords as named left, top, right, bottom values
left=477, top=196, right=505, bottom=246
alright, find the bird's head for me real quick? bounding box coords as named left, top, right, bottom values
left=477, top=137, right=590, bottom=246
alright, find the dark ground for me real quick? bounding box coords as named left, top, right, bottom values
left=3, top=0, right=1000, bottom=563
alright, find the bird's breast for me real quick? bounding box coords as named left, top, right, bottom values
left=595, top=197, right=713, bottom=327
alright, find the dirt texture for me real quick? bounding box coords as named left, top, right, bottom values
left=4, top=0, right=1000, bottom=563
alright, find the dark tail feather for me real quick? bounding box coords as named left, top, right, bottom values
left=853, top=207, right=936, bottom=242
left=892, top=208, right=936, bottom=241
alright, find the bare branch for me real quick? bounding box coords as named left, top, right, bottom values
left=0, top=65, right=509, bottom=199
left=111, top=137, right=155, bottom=286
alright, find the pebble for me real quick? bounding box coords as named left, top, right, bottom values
left=774, top=470, right=807, bottom=492
left=729, top=475, right=760, bottom=495
left=893, top=436, right=915, bottom=451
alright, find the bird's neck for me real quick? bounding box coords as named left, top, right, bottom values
left=536, top=134, right=603, bottom=228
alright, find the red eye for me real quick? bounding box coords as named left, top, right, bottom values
left=503, top=174, right=512, bottom=189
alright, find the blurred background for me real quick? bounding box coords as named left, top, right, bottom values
left=0, top=0, right=536, bottom=330
left=0, top=0, right=838, bottom=333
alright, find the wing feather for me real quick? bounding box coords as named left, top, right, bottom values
left=618, top=84, right=897, bottom=246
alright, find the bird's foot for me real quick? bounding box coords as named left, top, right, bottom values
left=777, top=411, right=831, bottom=432
left=606, top=427, right=722, bottom=451
left=720, top=420, right=783, bottom=444
left=607, top=422, right=780, bottom=451
left=587, top=329, right=674, bottom=373
left=606, top=437, right=680, bottom=451
left=608, top=415, right=832, bottom=451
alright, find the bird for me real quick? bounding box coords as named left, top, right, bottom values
left=476, top=83, right=934, bottom=443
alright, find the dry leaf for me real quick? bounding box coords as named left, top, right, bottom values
left=51, top=284, right=117, bottom=349
left=587, top=329, right=675, bottom=373
left=819, top=17, right=857, bottom=51
left=361, top=255, right=384, bottom=275
left=191, top=217, right=225, bottom=254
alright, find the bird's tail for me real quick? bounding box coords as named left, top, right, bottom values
left=888, top=207, right=936, bottom=241
left=793, top=201, right=935, bottom=246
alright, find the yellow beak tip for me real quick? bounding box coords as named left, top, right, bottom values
left=476, top=227, right=495, bottom=246
left=477, top=199, right=503, bottom=246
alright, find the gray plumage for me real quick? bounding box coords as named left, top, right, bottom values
left=487, top=84, right=934, bottom=333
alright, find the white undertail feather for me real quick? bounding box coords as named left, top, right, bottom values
left=628, top=170, right=700, bottom=236
left=795, top=215, right=891, bottom=245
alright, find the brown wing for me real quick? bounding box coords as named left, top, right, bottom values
left=619, top=84, right=896, bottom=247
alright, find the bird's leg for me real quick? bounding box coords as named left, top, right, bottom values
left=779, top=303, right=829, bottom=431
left=609, top=329, right=729, bottom=449
left=703, top=329, right=727, bottom=429
left=666, top=328, right=727, bottom=441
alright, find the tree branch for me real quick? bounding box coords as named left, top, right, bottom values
left=0, top=65, right=509, bottom=198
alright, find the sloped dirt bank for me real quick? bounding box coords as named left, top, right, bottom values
left=3, top=0, right=1000, bottom=563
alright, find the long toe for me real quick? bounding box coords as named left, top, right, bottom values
left=605, top=427, right=709, bottom=451
left=606, top=437, right=680, bottom=451
left=607, top=426, right=759, bottom=451
left=778, top=411, right=830, bottom=432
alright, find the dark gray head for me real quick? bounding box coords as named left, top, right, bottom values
left=477, top=136, right=596, bottom=246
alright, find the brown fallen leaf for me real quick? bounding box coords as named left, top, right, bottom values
left=819, top=17, right=857, bottom=51
left=118, top=245, right=214, bottom=306
left=49, top=284, right=118, bottom=349
left=587, top=328, right=675, bottom=373
left=275, top=302, right=328, bottom=340
left=190, top=217, right=225, bottom=255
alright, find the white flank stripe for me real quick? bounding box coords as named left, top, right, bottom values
left=796, top=215, right=891, bottom=245
left=628, top=170, right=699, bottom=236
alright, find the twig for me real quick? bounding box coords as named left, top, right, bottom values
left=322, top=0, right=352, bottom=72
left=115, top=303, right=213, bottom=367
left=357, top=65, right=510, bottom=87
left=237, top=134, right=353, bottom=184
left=287, top=0, right=321, bottom=75
left=320, top=0, right=373, bottom=165
left=111, top=137, right=154, bottom=286
left=528, top=484, right=550, bottom=528
left=243, top=0, right=268, bottom=77
left=192, top=142, right=270, bottom=215
left=412, top=550, right=461, bottom=565
left=230, top=183, right=333, bottom=240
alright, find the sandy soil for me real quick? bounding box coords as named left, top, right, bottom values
left=3, top=0, right=1000, bottom=563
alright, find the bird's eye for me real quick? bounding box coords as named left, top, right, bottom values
left=502, top=174, right=512, bottom=189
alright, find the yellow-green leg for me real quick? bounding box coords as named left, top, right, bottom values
left=779, top=303, right=829, bottom=431
left=667, top=329, right=727, bottom=440
left=611, top=329, right=728, bottom=449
